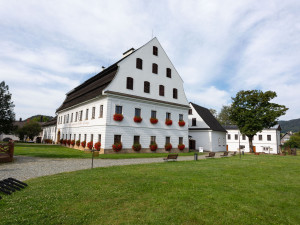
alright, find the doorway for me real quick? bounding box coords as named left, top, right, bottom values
left=189, top=140, right=196, bottom=150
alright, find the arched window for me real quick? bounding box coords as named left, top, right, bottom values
left=153, top=46, right=158, bottom=56
left=136, top=58, right=143, bottom=69
left=152, top=63, right=158, bottom=74
left=126, top=77, right=133, bottom=90
left=159, top=85, right=164, bottom=96
left=173, top=88, right=178, bottom=99
left=166, top=68, right=172, bottom=78
left=144, top=81, right=150, bottom=93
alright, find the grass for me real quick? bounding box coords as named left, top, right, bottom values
left=0, top=154, right=299, bottom=224
left=13, top=143, right=197, bottom=159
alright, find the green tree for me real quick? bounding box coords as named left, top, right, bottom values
left=284, top=132, right=300, bottom=148
left=0, top=81, right=15, bottom=134
left=230, top=90, right=288, bottom=152
left=218, top=105, right=234, bottom=125
left=209, top=108, right=218, bottom=118
left=21, top=121, right=42, bottom=140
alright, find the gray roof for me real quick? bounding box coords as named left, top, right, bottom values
left=190, top=102, right=227, bottom=132
left=223, top=124, right=281, bottom=130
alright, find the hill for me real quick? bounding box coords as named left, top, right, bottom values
left=25, top=115, right=53, bottom=122
left=278, top=118, right=300, bottom=133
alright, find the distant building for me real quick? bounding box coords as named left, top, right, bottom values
left=224, top=125, right=281, bottom=154
left=188, top=102, right=227, bottom=152
left=42, top=117, right=57, bottom=142
left=280, top=131, right=293, bottom=145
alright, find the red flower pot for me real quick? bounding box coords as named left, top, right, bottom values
left=94, top=142, right=101, bottom=151
left=76, top=140, right=80, bottom=146
left=81, top=141, right=86, bottom=148
left=178, top=120, right=185, bottom=127
left=134, top=116, right=142, bottom=123
left=178, top=144, right=185, bottom=150
left=150, top=118, right=158, bottom=124
left=165, top=143, right=172, bottom=151
left=112, top=143, right=122, bottom=152
left=71, top=140, right=75, bottom=146
left=132, top=143, right=141, bottom=151
left=113, top=114, right=124, bottom=121
left=87, top=141, right=93, bottom=150
left=165, top=119, right=173, bottom=126
left=150, top=144, right=158, bottom=151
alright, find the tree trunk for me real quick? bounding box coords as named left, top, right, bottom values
left=248, top=136, right=254, bottom=153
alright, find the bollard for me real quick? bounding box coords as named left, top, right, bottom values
left=242, top=151, right=244, bottom=155
left=194, top=153, right=198, bottom=161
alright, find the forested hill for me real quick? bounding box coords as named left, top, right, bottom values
left=278, top=118, right=300, bottom=133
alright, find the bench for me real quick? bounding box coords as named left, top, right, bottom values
left=163, top=154, right=178, bottom=161
left=220, top=152, right=228, bottom=157
left=0, top=142, right=14, bottom=163
left=205, top=152, right=215, bottom=158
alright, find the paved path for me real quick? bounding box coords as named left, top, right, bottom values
left=0, top=153, right=226, bottom=181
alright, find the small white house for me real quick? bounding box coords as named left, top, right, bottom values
left=224, top=125, right=281, bottom=154
left=188, top=102, right=227, bottom=152
left=42, top=117, right=57, bottom=143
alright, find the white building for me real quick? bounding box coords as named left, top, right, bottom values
left=42, top=117, right=57, bottom=143
left=188, top=102, right=227, bottom=152
left=55, top=38, right=190, bottom=153
left=225, top=125, right=281, bottom=154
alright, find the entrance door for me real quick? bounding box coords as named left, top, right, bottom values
left=226, top=145, right=228, bottom=152
left=189, top=140, right=196, bottom=150
left=57, top=131, right=61, bottom=144
left=253, top=146, right=256, bottom=153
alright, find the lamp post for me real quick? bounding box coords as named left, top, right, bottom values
left=91, top=147, right=94, bottom=169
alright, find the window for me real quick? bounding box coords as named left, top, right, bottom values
left=79, top=134, right=81, bottom=142
left=91, top=134, right=93, bottom=143
left=150, top=136, right=156, bottom=144
left=159, top=85, right=164, bottom=96
left=74, top=134, right=76, bottom=141
left=84, top=134, right=87, bottom=141
left=259, top=135, right=262, bottom=141
left=166, top=112, right=171, bottom=120
left=152, top=63, right=158, bottom=74
left=85, top=109, right=89, bottom=120
left=135, top=108, right=141, bottom=117
left=267, top=135, right=271, bottom=141
left=228, top=134, right=231, bottom=140
left=242, top=135, right=246, bottom=140
left=79, top=110, right=83, bottom=121
left=188, top=109, right=192, bottom=115
left=71, top=113, right=73, bottom=123
left=173, top=88, right=178, bottom=99
left=66, top=114, right=69, bottom=123
left=166, top=68, right=171, bottom=78
left=235, top=134, right=238, bottom=140
left=63, top=115, right=66, bottom=124
left=153, top=46, right=158, bottom=56
left=115, top=105, right=122, bottom=114
left=151, top=110, right=157, bottom=119
left=179, top=137, right=183, bottom=145
left=114, top=135, right=121, bottom=144
left=136, top=58, right=143, bottom=69
left=192, top=118, right=196, bottom=126
left=179, top=114, right=183, bottom=121
left=144, top=81, right=150, bottom=93
left=166, top=136, right=170, bottom=144
left=134, top=136, right=140, bottom=144
left=92, top=107, right=95, bottom=119
left=69, top=134, right=71, bottom=140
left=62, top=134, right=64, bottom=139
left=99, top=105, right=103, bottom=118
left=126, top=77, right=133, bottom=90
left=75, top=112, right=78, bottom=122
left=98, top=134, right=101, bottom=143
left=218, top=138, right=221, bottom=146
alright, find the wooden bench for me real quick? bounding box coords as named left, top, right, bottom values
left=163, top=154, right=178, bottom=161
left=0, top=142, right=14, bottom=163
left=205, top=152, right=215, bottom=158
left=220, top=152, right=228, bottom=157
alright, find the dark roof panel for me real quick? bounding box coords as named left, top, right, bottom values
left=190, top=102, right=227, bottom=132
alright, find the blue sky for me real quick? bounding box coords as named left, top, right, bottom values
left=0, top=0, right=299, bottom=120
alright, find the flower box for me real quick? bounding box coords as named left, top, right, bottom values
left=94, top=142, right=101, bottom=151
left=149, top=143, right=158, bottom=151
left=165, top=143, right=172, bottom=151
left=150, top=118, right=158, bottom=124
left=165, top=119, right=173, bottom=126
left=132, top=143, right=141, bottom=151
left=71, top=140, right=75, bottom=146
left=112, top=142, right=122, bottom=152
left=76, top=140, right=80, bottom=147
left=178, top=144, right=185, bottom=150
left=62, top=140, right=67, bottom=145
left=178, top=120, right=185, bottom=127
left=133, top=116, right=142, bottom=123
left=81, top=141, right=86, bottom=148
left=113, top=114, right=124, bottom=121
left=67, top=140, right=71, bottom=145
left=87, top=141, right=93, bottom=150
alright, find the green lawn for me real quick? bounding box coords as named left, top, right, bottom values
left=13, top=143, right=197, bottom=159
left=0, top=154, right=299, bottom=224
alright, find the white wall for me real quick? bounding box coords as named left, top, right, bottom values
left=42, top=125, right=57, bottom=142
left=211, top=131, right=227, bottom=152
left=188, top=104, right=210, bottom=129
left=189, top=130, right=212, bottom=151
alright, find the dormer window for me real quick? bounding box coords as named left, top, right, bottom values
left=166, top=68, right=172, bottom=78
left=152, top=63, right=158, bottom=74
left=153, top=46, right=158, bottom=56
left=136, top=58, right=143, bottom=70
left=126, top=77, right=133, bottom=90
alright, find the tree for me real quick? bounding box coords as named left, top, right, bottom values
left=209, top=108, right=218, bottom=118
left=218, top=105, right=234, bottom=125
left=230, top=90, right=288, bottom=152
left=0, top=81, right=15, bottom=134
left=284, top=132, right=300, bottom=148
left=20, top=121, right=42, bottom=140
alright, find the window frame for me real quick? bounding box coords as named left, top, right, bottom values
left=173, top=88, right=178, bottom=99
left=159, top=85, right=164, bottom=96
left=99, top=105, right=103, bottom=118
left=153, top=46, right=158, bottom=56
left=151, top=110, right=157, bottom=119
left=126, top=77, right=134, bottom=90
left=166, top=68, right=171, bottom=78
left=144, top=81, right=150, bottom=93
left=115, top=105, right=123, bottom=114
left=136, top=58, right=143, bottom=70
left=152, top=63, right=158, bottom=74
left=192, top=118, right=197, bottom=126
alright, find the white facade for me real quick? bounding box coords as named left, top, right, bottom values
left=188, top=103, right=227, bottom=152
left=55, top=38, right=189, bottom=153
left=42, top=125, right=56, bottom=142
left=226, top=126, right=281, bottom=154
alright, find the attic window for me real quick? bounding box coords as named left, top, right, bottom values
left=152, top=63, right=158, bottom=74
left=166, top=68, right=172, bottom=78
left=144, top=81, right=150, bottom=93
left=126, top=77, right=133, bottom=90
left=153, top=46, right=158, bottom=56
left=188, top=109, right=192, bottom=115
left=136, top=58, right=143, bottom=70
left=173, top=88, right=178, bottom=99
left=192, top=118, right=196, bottom=126
left=159, top=85, right=164, bottom=96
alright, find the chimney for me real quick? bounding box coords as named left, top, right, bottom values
left=123, top=48, right=135, bottom=58
left=102, top=66, right=106, bottom=71
left=19, top=117, right=22, bottom=122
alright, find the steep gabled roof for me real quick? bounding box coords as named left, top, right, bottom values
left=190, top=102, right=227, bottom=132
left=42, top=117, right=57, bottom=127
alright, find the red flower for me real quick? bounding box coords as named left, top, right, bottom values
left=132, top=143, right=141, bottom=151
left=112, top=143, right=122, bottom=152
left=87, top=141, right=93, bottom=150
left=133, top=116, right=142, bottom=123
left=76, top=140, right=80, bottom=146
left=150, top=118, right=158, bottom=124
left=62, top=140, right=67, bottom=145
left=178, top=120, right=185, bottom=127
left=71, top=140, right=75, bottom=146
left=67, top=140, right=71, bottom=145
left=165, top=143, right=172, bottom=151
left=94, top=142, right=101, bottom=151
left=178, top=144, right=185, bottom=150
left=149, top=143, right=158, bottom=151
left=81, top=141, right=86, bottom=148
left=113, top=114, right=124, bottom=121
left=165, top=119, right=173, bottom=126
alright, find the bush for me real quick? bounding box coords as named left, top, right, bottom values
left=94, top=142, right=101, bottom=151
left=132, top=143, right=141, bottom=151
left=81, top=141, right=86, bottom=148
left=112, top=142, right=122, bottom=152
left=113, top=114, right=124, bottom=121
left=165, top=143, right=172, bottom=151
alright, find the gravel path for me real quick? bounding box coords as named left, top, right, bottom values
left=0, top=153, right=226, bottom=181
